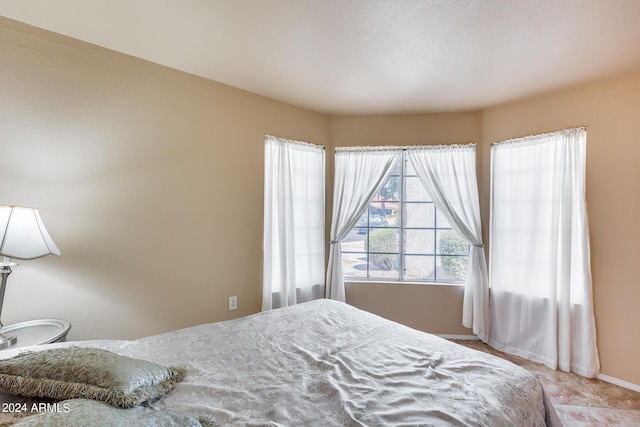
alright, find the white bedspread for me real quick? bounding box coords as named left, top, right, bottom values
left=1, top=300, right=560, bottom=426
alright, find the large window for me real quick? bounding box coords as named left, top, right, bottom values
left=263, top=136, right=325, bottom=311
left=488, top=128, right=598, bottom=377
left=341, top=152, right=469, bottom=283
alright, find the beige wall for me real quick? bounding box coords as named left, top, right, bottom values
left=329, top=113, right=483, bottom=336
left=0, top=17, right=329, bottom=340
left=2, top=17, right=639, bottom=387
left=481, top=72, right=640, bottom=386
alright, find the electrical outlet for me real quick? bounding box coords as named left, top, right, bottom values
left=228, top=296, right=237, bottom=311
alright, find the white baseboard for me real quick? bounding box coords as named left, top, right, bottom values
left=437, top=334, right=480, bottom=340
left=597, top=373, right=640, bottom=393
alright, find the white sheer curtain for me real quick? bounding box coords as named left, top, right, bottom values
left=407, top=144, right=489, bottom=342
left=262, top=136, right=325, bottom=311
left=489, top=128, right=599, bottom=377
left=326, top=147, right=401, bottom=301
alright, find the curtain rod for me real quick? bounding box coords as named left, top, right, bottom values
left=490, top=126, right=587, bottom=146
left=335, top=142, right=476, bottom=152
left=265, top=135, right=325, bottom=149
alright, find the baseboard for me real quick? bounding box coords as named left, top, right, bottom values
left=597, top=373, right=640, bottom=393
left=437, top=334, right=480, bottom=340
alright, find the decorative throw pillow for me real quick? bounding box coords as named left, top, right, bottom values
left=13, top=398, right=210, bottom=427
left=0, top=347, right=185, bottom=408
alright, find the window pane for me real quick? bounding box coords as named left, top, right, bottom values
left=436, top=256, right=468, bottom=282
left=377, top=176, right=400, bottom=201
left=370, top=202, right=399, bottom=226
left=437, top=229, right=469, bottom=255
left=369, top=203, right=383, bottom=217
left=389, top=158, right=401, bottom=176
left=367, top=228, right=399, bottom=253
left=341, top=229, right=367, bottom=252
left=384, top=210, right=400, bottom=227
left=404, top=158, right=416, bottom=176
left=342, top=252, right=367, bottom=278
left=404, top=177, right=431, bottom=202
left=436, top=209, right=451, bottom=228
left=403, top=255, right=435, bottom=281
left=368, top=254, right=400, bottom=279
left=403, top=229, right=435, bottom=254
left=356, top=210, right=368, bottom=228
left=403, top=203, right=435, bottom=228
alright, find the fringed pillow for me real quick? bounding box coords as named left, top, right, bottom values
left=13, top=399, right=212, bottom=427
left=0, top=347, right=185, bottom=408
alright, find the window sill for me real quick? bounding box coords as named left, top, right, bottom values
left=344, top=279, right=465, bottom=287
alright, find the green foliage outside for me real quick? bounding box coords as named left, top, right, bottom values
left=439, top=230, right=469, bottom=280
left=368, top=228, right=397, bottom=270
left=367, top=227, right=468, bottom=279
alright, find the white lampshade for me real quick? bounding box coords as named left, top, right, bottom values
left=0, top=206, right=61, bottom=260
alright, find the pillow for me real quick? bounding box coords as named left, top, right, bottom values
left=0, top=347, right=185, bottom=408
left=13, top=399, right=210, bottom=427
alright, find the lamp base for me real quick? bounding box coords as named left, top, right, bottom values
left=0, top=332, right=17, bottom=349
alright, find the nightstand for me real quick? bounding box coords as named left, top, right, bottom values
left=0, top=319, right=71, bottom=350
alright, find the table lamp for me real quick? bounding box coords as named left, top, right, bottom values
left=0, top=205, right=61, bottom=349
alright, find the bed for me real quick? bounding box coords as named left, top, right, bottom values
left=0, top=299, right=560, bottom=426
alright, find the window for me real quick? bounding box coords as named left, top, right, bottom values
left=341, top=151, right=469, bottom=283
left=488, top=128, right=598, bottom=376
left=263, top=136, right=325, bottom=311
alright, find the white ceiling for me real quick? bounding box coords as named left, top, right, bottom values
left=2, top=0, right=640, bottom=115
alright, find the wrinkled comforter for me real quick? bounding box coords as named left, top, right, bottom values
left=2, top=299, right=561, bottom=426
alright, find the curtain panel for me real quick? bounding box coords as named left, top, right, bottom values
left=325, top=147, right=401, bottom=301
left=488, top=127, right=599, bottom=377
left=406, top=144, right=489, bottom=342
left=262, top=136, right=325, bottom=311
